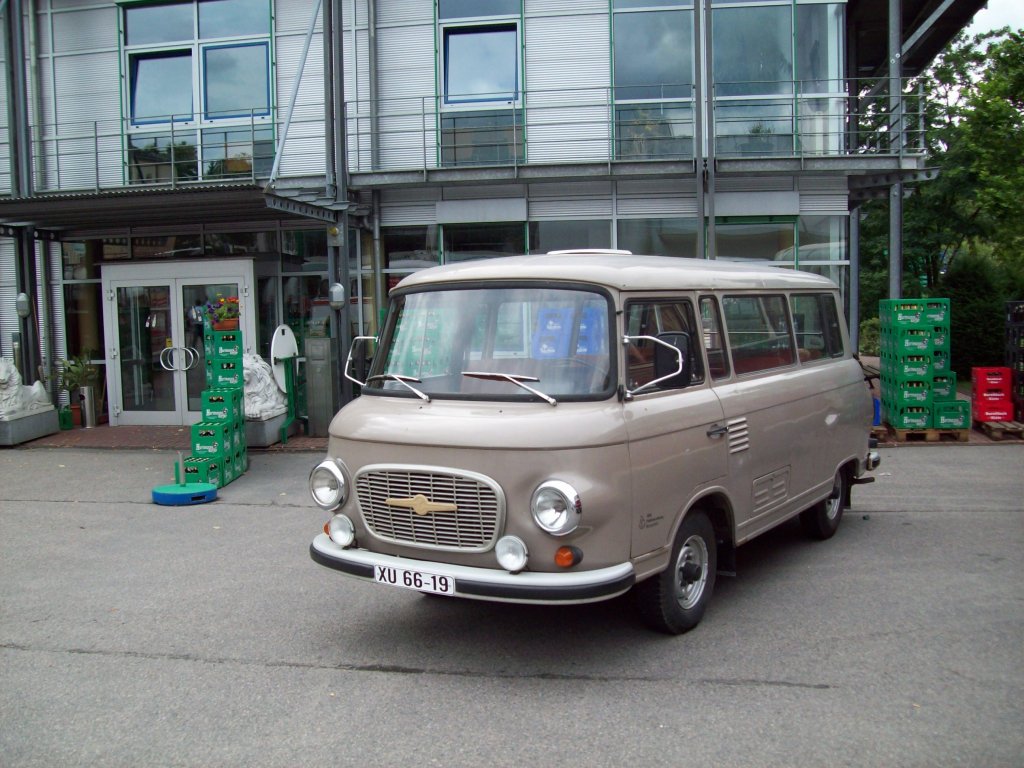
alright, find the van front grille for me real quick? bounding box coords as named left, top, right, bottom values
left=355, top=466, right=504, bottom=552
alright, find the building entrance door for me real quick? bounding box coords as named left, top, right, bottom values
left=101, top=261, right=255, bottom=426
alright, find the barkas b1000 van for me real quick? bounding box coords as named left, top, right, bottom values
left=309, top=251, right=880, bottom=634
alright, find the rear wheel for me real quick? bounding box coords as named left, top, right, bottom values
left=800, top=468, right=847, bottom=540
left=635, top=511, right=717, bottom=634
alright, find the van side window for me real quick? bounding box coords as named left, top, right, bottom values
left=791, top=293, right=845, bottom=361
left=699, top=296, right=731, bottom=380
left=625, top=300, right=703, bottom=390
left=722, top=294, right=796, bottom=375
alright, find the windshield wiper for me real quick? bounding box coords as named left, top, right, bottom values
left=462, top=371, right=557, bottom=406
left=366, top=373, right=430, bottom=402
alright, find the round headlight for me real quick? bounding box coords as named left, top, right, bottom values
left=328, top=514, right=356, bottom=548
left=309, top=459, right=348, bottom=510
left=495, top=535, right=529, bottom=573
left=531, top=480, right=582, bottom=536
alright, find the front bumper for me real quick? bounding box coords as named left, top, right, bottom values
left=310, top=534, right=636, bottom=605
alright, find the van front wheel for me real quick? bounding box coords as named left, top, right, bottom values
left=800, top=468, right=847, bottom=540
left=635, top=511, right=717, bottom=634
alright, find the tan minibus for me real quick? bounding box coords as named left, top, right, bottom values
left=309, top=251, right=880, bottom=633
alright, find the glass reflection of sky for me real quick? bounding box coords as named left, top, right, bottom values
left=131, top=54, right=193, bottom=121
left=199, top=0, right=270, bottom=38
left=614, top=11, right=692, bottom=100
left=446, top=28, right=517, bottom=101
left=204, top=44, right=269, bottom=116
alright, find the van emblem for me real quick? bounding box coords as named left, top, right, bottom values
left=385, top=494, right=458, bottom=516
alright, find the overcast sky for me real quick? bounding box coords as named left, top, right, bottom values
left=966, top=0, right=1024, bottom=35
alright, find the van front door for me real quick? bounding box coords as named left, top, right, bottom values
left=622, top=297, right=728, bottom=558
left=101, top=261, right=254, bottom=426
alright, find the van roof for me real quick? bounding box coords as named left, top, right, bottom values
left=395, top=251, right=837, bottom=293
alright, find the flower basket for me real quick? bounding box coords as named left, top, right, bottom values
left=205, top=296, right=240, bottom=329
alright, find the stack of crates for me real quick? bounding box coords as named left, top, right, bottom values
left=971, top=367, right=1014, bottom=424
left=879, top=298, right=967, bottom=430
left=181, top=325, right=248, bottom=487
left=1008, top=302, right=1024, bottom=421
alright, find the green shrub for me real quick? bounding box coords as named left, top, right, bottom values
left=858, top=317, right=881, bottom=356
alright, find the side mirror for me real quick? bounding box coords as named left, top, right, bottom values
left=653, top=332, right=693, bottom=389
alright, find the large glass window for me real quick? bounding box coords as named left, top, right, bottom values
left=791, top=293, right=845, bottom=361
left=123, top=0, right=273, bottom=182
left=613, top=2, right=694, bottom=159
left=711, top=1, right=846, bottom=157
left=716, top=220, right=795, bottom=264
left=617, top=218, right=699, bottom=258
left=625, top=299, right=702, bottom=391
left=438, top=4, right=521, bottom=167
left=443, top=222, right=525, bottom=263
left=529, top=220, right=611, bottom=253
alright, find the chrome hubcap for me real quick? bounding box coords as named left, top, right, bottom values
left=825, top=474, right=842, bottom=521
left=674, top=534, right=708, bottom=610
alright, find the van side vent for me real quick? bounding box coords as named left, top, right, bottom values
left=727, top=418, right=750, bottom=454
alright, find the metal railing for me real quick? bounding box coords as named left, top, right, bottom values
left=2, top=78, right=925, bottom=197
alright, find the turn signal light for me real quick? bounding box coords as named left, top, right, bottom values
left=323, top=521, right=330, bottom=536
left=554, top=546, right=583, bottom=568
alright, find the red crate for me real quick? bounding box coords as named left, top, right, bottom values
left=974, top=386, right=1012, bottom=403
left=973, top=401, right=1014, bottom=422
left=972, top=366, right=1011, bottom=389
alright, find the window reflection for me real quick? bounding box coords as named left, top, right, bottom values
left=130, top=53, right=193, bottom=123
left=203, top=43, right=269, bottom=118
left=125, top=3, right=192, bottom=45
left=613, top=10, right=693, bottom=101
left=444, top=26, right=518, bottom=102
left=443, top=222, right=525, bottom=263
left=127, top=132, right=198, bottom=183
left=617, top=219, right=698, bottom=258
left=716, top=221, right=795, bottom=264
left=713, top=6, right=792, bottom=97
left=199, top=0, right=269, bottom=38
left=529, top=220, right=611, bottom=253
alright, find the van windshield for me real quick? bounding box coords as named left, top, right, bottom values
left=367, top=286, right=614, bottom=401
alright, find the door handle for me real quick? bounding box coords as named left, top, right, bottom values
left=182, top=347, right=199, bottom=370
left=706, top=424, right=728, bottom=439
left=159, top=346, right=176, bottom=371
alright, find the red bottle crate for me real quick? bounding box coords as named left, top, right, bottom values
left=972, top=366, right=1011, bottom=392
left=973, top=401, right=1014, bottom=423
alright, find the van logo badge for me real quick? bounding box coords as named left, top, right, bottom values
left=385, top=494, right=457, bottom=516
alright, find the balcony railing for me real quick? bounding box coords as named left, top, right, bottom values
left=1, top=78, right=925, bottom=197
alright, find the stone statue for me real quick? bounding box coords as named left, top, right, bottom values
left=242, top=353, right=287, bottom=420
left=0, top=358, right=52, bottom=419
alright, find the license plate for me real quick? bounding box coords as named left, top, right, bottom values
left=373, top=564, right=456, bottom=596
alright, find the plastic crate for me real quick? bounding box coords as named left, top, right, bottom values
left=931, top=325, right=950, bottom=352
left=1008, top=301, right=1024, bottom=327
left=973, top=401, right=1013, bottom=422
left=205, top=359, right=243, bottom=388
left=888, top=406, right=930, bottom=430
left=181, top=456, right=223, bottom=488
left=880, top=354, right=932, bottom=379
left=203, top=329, right=243, bottom=359
left=933, top=401, right=970, bottom=430
left=881, top=327, right=932, bottom=354
left=879, top=300, right=926, bottom=327
left=931, top=349, right=950, bottom=374
left=881, top=377, right=932, bottom=407
left=191, top=421, right=234, bottom=459
left=923, top=299, right=950, bottom=325
left=931, top=373, right=957, bottom=402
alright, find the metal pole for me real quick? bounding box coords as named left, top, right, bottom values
left=887, top=0, right=903, bottom=299
left=849, top=208, right=861, bottom=350
left=704, top=0, right=716, bottom=259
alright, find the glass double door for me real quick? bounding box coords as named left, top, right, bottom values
left=102, top=261, right=254, bottom=426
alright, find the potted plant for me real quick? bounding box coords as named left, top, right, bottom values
left=57, top=351, right=99, bottom=427
left=205, top=295, right=240, bottom=330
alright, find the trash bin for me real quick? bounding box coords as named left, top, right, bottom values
left=79, top=385, right=97, bottom=428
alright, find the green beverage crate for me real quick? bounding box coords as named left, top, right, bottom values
left=880, top=352, right=932, bottom=378
left=882, top=377, right=932, bottom=407
left=923, top=299, right=950, bottom=325
left=931, top=325, right=950, bottom=352
left=931, top=373, right=957, bottom=402
left=205, top=359, right=243, bottom=388
left=191, top=421, right=233, bottom=459
left=200, top=390, right=234, bottom=424
left=933, top=400, right=970, bottom=430
left=203, top=329, right=243, bottom=359
left=881, top=327, right=932, bottom=354
left=889, top=406, right=930, bottom=430
left=879, top=300, right=926, bottom=327
left=932, top=349, right=950, bottom=374
left=181, top=456, right=223, bottom=488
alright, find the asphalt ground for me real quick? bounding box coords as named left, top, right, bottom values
left=0, top=443, right=1021, bottom=767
